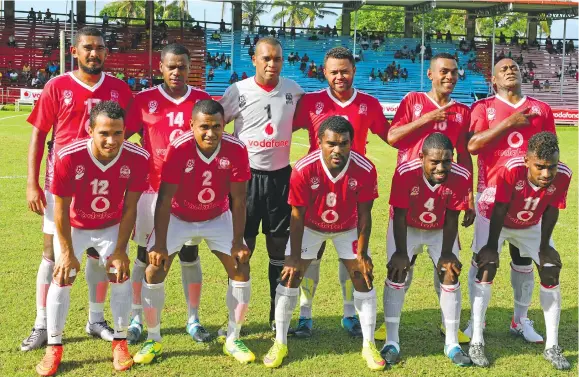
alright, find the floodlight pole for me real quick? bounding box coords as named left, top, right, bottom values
left=352, top=10, right=358, bottom=56
left=60, top=31, right=65, bottom=74
left=231, top=4, right=234, bottom=73
left=70, top=0, right=74, bottom=72
left=560, top=18, right=567, bottom=99
left=421, top=15, right=425, bottom=91
left=491, top=16, right=496, bottom=80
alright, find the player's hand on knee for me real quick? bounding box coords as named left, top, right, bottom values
left=538, top=245, right=562, bottom=270
left=148, top=247, right=169, bottom=271
left=106, top=251, right=131, bottom=283
left=281, top=257, right=302, bottom=287
left=477, top=245, right=500, bottom=269
left=26, top=183, right=46, bottom=215
left=355, top=254, right=374, bottom=289
left=231, top=243, right=251, bottom=268
left=462, top=208, right=476, bottom=227
left=54, top=254, right=80, bottom=286
left=437, top=253, right=462, bottom=281
left=387, top=251, right=411, bottom=283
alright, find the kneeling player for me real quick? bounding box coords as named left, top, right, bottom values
left=134, top=100, right=255, bottom=365
left=36, top=101, right=149, bottom=376
left=382, top=133, right=472, bottom=367
left=468, top=132, right=571, bottom=370
left=264, top=116, right=384, bottom=371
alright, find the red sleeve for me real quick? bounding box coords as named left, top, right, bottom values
left=161, top=144, right=184, bottom=185
left=288, top=168, right=310, bottom=207
left=50, top=154, right=74, bottom=197
left=469, top=101, right=488, bottom=133
left=542, top=106, right=556, bottom=134
left=358, top=167, right=379, bottom=202
left=389, top=170, right=410, bottom=209
left=292, top=96, right=310, bottom=131
left=389, top=95, right=413, bottom=148
left=27, top=80, right=58, bottom=133
left=494, top=167, right=516, bottom=204
left=551, top=174, right=571, bottom=209
left=119, top=83, right=134, bottom=110
left=231, top=145, right=251, bottom=182
left=368, top=100, right=390, bottom=139
left=447, top=176, right=470, bottom=211
left=124, top=96, right=143, bottom=136
left=128, top=156, right=150, bottom=192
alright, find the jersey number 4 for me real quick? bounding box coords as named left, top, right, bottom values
left=419, top=198, right=437, bottom=224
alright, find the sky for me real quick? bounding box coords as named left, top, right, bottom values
left=7, top=0, right=579, bottom=39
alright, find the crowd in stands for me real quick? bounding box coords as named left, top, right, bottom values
left=0, top=60, right=60, bottom=88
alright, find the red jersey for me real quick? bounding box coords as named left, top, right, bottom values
left=51, top=139, right=149, bottom=230
left=293, top=88, right=390, bottom=155
left=483, top=157, right=571, bottom=229
left=390, top=92, right=471, bottom=166
left=125, top=85, right=211, bottom=192
left=389, top=158, right=470, bottom=230
left=27, top=72, right=133, bottom=189
left=161, top=132, right=251, bottom=222
left=289, top=150, right=378, bottom=232
left=469, top=95, right=556, bottom=193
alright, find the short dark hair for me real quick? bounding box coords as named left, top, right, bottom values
left=74, top=27, right=104, bottom=46
left=430, top=52, right=457, bottom=68
left=422, top=132, right=453, bottom=154
left=161, top=43, right=191, bottom=61
left=324, top=47, right=355, bottom=66
left=192, top=99, right=224, bottom=118
left=89, top=101, right=125, bottom=129
left=527, top=132, right=559, bottom=160
left=318, top=116, right=354, bottom=140
left=255, top=37, right=282, bottom=51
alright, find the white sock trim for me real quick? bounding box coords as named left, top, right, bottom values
left=230, top=279, right=250, bottom=288
left=353, top=289, right=376, bottom=300
left=385, top=317, right=400, bottom=323
left=180, top=259, right=201, bottom=267
left=134, top=259, right=147, bottom=268
left=511, top=262, right=534, bottom=273
left=143, top=281, right=164, bottom=290
left=276, top=284, right=299, bottom=296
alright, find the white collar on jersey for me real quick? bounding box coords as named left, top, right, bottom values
left=158, top=84, right=192, bottom=105
left=68, top=71, right=105, bottom=92
left=422, top=173, right=440, bottom=192
left=320, top=150, right=351, bottom=184
left=527, top=178, right=541, bottom=192
left=86, top=139, right=124, bottom=172
left=422, top=92, right=453, bottom=109
left=495, top=93, right=527, bottom=109
left=196, top=141, right=222, bottom=164
left=326, top=87, right=358, bottom=108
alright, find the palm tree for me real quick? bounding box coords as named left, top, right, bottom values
left=117, top=0, right=145, bottom=20
left=271, top=1, right=309, bottom=28
left=304, top=2, right=337, bottom=30
left=242, top=0, right=270, bottom=31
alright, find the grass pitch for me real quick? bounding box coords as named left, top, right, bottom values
left=0, top=111, right=576, bottom=377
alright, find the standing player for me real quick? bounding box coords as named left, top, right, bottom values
left=263, top=117, right=384, bottom=371
left=468, top=132, right=571, bottom=370
left=124, top=44, right=211, bottom=344
left=219, top=37, right=304, bottom=329
left=23, top=27, right=133, bottom=351
left=134, top=100, right=255, bottom=365
left=382, top=133, right=472, bottom=367
left=466, top=58, right=557, bottom=352
left=383, top=52, right=475, bottom=342
left=35, top=101, right=148, bottom=376
left=291, top=47, right=390, bottom=337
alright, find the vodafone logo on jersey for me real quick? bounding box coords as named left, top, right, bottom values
left=507, top=131, right=524, bottom=148
left=263, top=123, right=276, bottom=138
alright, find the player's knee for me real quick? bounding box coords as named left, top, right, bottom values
left=476, top=264, right=497, bottom=283
left=179, top=244, right=199, bottom=262
left=538, top=266, right=560, bottom=287
left=438, top=267, right=460, bottom=285
left=145, top=263, right=167, bottom=284
left=386, top=269, right=407, bottom=284
left=42, top=234, right=55, bottom=260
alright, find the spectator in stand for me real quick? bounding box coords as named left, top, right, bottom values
left=457, top=65, right=466, bottom=81
left=294, top=52, right=300, bottom=62
left=290, top=26, right=296, bottom=40
left=515, top=53, right=524, bottom=65
left=241, top=72, right=248, bottom=80
left=566, top=40, right=575, bottom=53
left=278, top=27, right=286, bottom=37
left=424, top=44, right=433, bottom=59
left=556, top=66, right=563, bottom=80
left=27, top=8, right=36, bottom=23
left=361, top=38, right=370, bottom=50
left=102, top=14, right=109, bottom=26
left=532, top=78, right=541, bottom=91
left=354, top=49, right=364, bottom=62
left=369, top=68, right=376, bottom=81
left=527, top=60, right=537, bottom=70
left=401, top=45, right=409, bottom=57
left=307, top=63, right=316, bottom=78
left=116, top=71, right=125, bottom=81
left=521, top=39, right=528, bottom=51
left=7, top=34, right=16, bottom=47
left=529, top=68, right=535, bottom=80
left=301, top=53, right=309, bottom=63
left=37, top=10, right=43, bottom=22
left=410, top=51, right=416, bottom=63
left=288, top=52, right=295, bottom=65
left=48, top=61, right=58, bottom=78
left=400, top=67, right=408, bottom=81
left=127, top=76, right=136, bottom=90
left=159, top=20, right=168, bottom=30
left=9, top=70, right=18, bottom=86
left=139, top=76, right=149, bottom=89
left=244, top=35, right=251, bottom=46
left=543, top=79, right=551, bottom=92
left=499, top=31, right=507, bottom=45
left=332, top=25, right=338, bottom=36
left=270, top=28, right=276, bottom=38
left=229, top=71, right=238, bottom=84
left=317, top=64, right=324, bottom=82
left=510, top=31, right=519, bottom=46
left=22, top=63, right=31, bottom=81
left=299, top=60, right=307, bottom=73
left=220, top=18, right=226, bottom=32
left=248, top=45, right=255, bottom=58
left=211, top=31, right=222, bottom=41
left=207, top=67, right=214, bottom=81
left=372, top=37, right=380, bottom=51
left=253, top=34, right=259, bottom=45
left=44, top=9, right=53, bottom=23
left=445, top=30, right=452, bottom=42
left=377, top=69, right=383, bottom=81
left=225, top=56, right=231, bottom=70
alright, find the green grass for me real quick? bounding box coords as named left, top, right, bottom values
left=0, top=112, right=576, bottom=377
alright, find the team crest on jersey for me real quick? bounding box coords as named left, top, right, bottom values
left=413, top=104, right=423, bottom=117
left=547, top=184, right=556, bottom=195
left=148, top=100, right=158, bottom=114
left=411, top=186, right=419, bottom=196
left=185, top=159, right=195, bottom=173
left=531, top=105, right=541, bottom=116
left=63, top=90, right=73, bottom=105
left=455, top=113, right=463, bottom=124
left=348, top=178, right=358, bottom=190
left=75, top=165, right=85, bottom=180
left=315, top=101, right=324, bottom=115
left=310, top=177, right=320, bottom=190
left=219, top=157, right=231, bottom=169
left=238, top=94, right=247, bottom=108
left=487, top=108, right=496, bottom=121
left=110, top=90, right=119, bottom=102
left=285, top=93, right=293, bottom=105
left=358, top=103, right=368, bottom=115
left=120, top=165, right=131, bottom=178
left=515, top=180, right=524, bottom=191
left=443, top=187, right=453, bottom=196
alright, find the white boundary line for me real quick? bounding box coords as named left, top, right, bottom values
left=0, top=114, right=28, bottom=121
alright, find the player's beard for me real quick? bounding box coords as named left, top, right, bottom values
left=79, top=61, right=103, bottom=75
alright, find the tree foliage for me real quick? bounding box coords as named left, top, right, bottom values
left=271, top=1, right=309, bottom=28
left=336, top=6, right=405, bottom=34
left=242, top=0, right=270, bottom=31
left=99, top=0, right=193, bottom=26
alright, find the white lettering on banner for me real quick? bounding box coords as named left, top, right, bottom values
left=20, top=88, right=43, bottom=100
left=552, top=109, right=578, bottom=124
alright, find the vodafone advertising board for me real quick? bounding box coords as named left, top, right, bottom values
left=20, top=88, right=43, bottom=101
